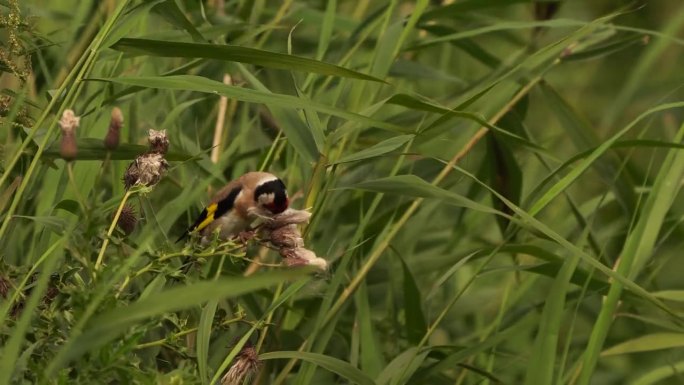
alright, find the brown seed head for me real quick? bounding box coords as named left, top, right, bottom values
left=279, top=247, right=327, bottom=270
left=148, top=129, right=169, bottom=154
left=104, top=107, right=123, bottom=150
left=221, top=344, right=260, bottom=385
left=123, top=152, right=169, bottom=190
left=268, top=224, right=304, bottom=248
left=116, top=204, right=138, bottom=235
left=59, top=109, right=80, bottom=161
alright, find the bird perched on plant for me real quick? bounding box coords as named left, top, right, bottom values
left=177, top=171, right=289, bottom=243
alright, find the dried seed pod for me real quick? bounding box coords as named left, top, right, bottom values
left=268, top=224, right=304, bottom=248
left=104, top=107, right=123, bottom=150
left=264, top=208, right=311, bottom=228
left=279, top=247, right=327, bottom=270
left=116, top=204, right=137, bottom=235
left=59, top=109, right=80, bottom=161
left=221, top=343, right=260, bottom=385
left=123, top=152, right=169, bottom=190
left=148, top=129, right=169, bottom=154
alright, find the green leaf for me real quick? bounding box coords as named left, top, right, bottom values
left=562, top=33, right=647, bottom=61
left=0, top=240, right=63, bottom=385
left=421, top=0, right=532, bottom=21
left=538, top=82, right=636, bottom=214
left=602, top=333, right=684, bottom=356
left=386, top=93, right=546, bottom=153
left=49, top=269, right=307, bottom=371
left=355, top=281, right=385, bottom=378
left=651, top=291, right=684, bottom=302
left=94, top=75, right=408, bottom=134
left=528, top=101, right=684, bottom=217
left=400, top=257, right=427, bottom=345
left=101, top=0, right=167, bottom=47
left=151, top=0, right=205, bottom=42
left=332, top=135, right=413, bottom=164
left=197, top=299, right=218, bottom=384
left=486, top=133, right=522, bottom=234
left=376, top=347, right=429, bottom=385
left=345, top=175, right=501, bottom=216
left=39, top=138, right=193, bottom=161
left=632, top=360, right=684, bottom=385
left=236, top=63, right=320, bottom=163
left=260, top=351, right=376, bottom=385
left=110, top=38, right=383, bottom=82
left=12, top=215, right=68, bottom=235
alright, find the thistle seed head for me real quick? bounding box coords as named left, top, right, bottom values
left=221, top=344, right=260, bottom=385
left=59, top=109, right=79, bottom=161
left=123, top=152, right=169, bottom=190
left=104, top=107, right=123, bottom=150
left=116, top=204, right=138, bottom=235
left=148, top=129, right=169, bottom=154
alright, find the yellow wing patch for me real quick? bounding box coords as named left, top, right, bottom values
left=194, top=203, right=218, bottom=232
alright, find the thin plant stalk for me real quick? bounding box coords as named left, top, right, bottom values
left=94, top=190, right=133, bottom=272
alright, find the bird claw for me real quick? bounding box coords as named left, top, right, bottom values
left=236, top=230, right=256, bottom=244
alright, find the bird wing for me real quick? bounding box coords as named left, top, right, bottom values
left=176, top=180, right=243, bottom=243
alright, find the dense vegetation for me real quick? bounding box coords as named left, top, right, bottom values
left=2, top=0, right=684, bottom=384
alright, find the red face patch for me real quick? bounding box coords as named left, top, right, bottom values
left=266, top=198, right=289, bottom=214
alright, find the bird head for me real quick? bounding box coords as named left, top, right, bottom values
left=253, top=177, right=289, bottom=216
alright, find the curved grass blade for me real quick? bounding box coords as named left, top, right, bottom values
left=602, top=333, right=684, bottom=356
left=110, top=38, right=383, bottom=82
left=420, top=0, right=531, bottom=21
left=632, top=360, right=684, bottom=385
left=151, top=0, right=205, bottom=42
left=260, top=351, right=376, bottom=385
left=332, top=135, right=414, bottom=165
left=93, top=75, right=408, bottom=134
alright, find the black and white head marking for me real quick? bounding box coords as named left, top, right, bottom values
left=253, top=177, right=288, bottom=214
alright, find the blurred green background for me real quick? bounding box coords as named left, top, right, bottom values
left=2, top=0, right=684, bottom=384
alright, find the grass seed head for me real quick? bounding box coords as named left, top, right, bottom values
left=58, top=109, right=79, bottom=161
left=221, top=344, right=260, bottom=385
left=104, top=107, right=123, bottom=150
left=148, top=129, right=169, bottom=154
left=123, top=152, right=169, bottom=190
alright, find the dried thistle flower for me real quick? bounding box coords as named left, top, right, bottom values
left=58, top=109, right=79, bottom=161
left=261, top=208, right=327, bottom=270
left=148, top=129, right=169, bottom=154
left=123, top=152, right=168, bottom=190
left=221, top=344, right=260, bottom=385
left=104, top=107, right=123, bottom=150
left=263, top=209, right=311, bottom=229
left=269, top=224, right=304, bottom=248
left=116, top=204, right=137, bottom=235
left=280, top=247, right=327, bottom=270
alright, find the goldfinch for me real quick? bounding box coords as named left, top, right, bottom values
left=177, top=171, right=289, bottom=242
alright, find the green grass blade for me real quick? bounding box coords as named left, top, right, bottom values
left=151, top=0, right=205, bottom=42
left=95, top=75, right=408, bottom=133
left=602, top=333, right=684, bottom=356
left=578, top=122, right=684, bottom=384
left=110, top=38, right=383, bottom=82
left=399, top=257, right=427, bottom=345
left=197, top=299, right=218, bottom=384
left=260, top=351, right=377, bottom=385
left=332, top=135, right=413, bottom=165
